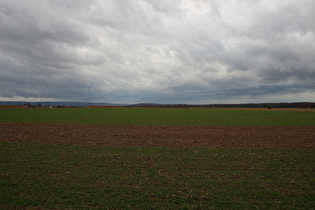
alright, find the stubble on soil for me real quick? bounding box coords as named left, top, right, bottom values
left=1, top=123, right=314, bottom=148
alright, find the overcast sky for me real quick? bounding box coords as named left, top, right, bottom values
left=1, top=0, right=314, bottom=104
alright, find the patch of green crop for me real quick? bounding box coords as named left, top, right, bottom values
left=0, top=108, right=315, bottom=126
left=1, top=142, right=314, bottom=209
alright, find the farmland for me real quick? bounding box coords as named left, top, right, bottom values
left=0, top=108, right=314, bottom=209
left=1, top=107, right=315, bottom=125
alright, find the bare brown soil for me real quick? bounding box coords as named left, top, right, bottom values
left=1, top=123, right=314, bottom=148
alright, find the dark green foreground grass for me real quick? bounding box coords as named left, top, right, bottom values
left=1, top=142, right=314, bottom=209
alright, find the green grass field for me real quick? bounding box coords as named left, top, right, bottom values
left=1, top=143, right=314, bottom=209
left=1, top=108, right=314, bottom=209
left=1, top=107, right=315, bottom=125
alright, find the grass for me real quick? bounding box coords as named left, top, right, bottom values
left=1, top=142, right=314, bottom=209
left=1, top=107, right=315, bottom=125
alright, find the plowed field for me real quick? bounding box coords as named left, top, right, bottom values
left=1, top=123, right=314, bottom=148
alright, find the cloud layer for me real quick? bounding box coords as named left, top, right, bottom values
left=1, top=0, right=314, bottom=103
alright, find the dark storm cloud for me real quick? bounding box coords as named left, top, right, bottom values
left=0, top=0, right=314, bottom=103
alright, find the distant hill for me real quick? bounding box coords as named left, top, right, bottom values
left=128, top=103, right=163, bottom=107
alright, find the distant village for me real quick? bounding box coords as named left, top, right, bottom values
left=22, top=103, right=82, bottom=109
left=0, top=103, right=84, bottom=109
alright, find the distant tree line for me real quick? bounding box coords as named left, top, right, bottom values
left=2, top=102, right=313, bottom=109
left=128, top=102, right=315, bottom=109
